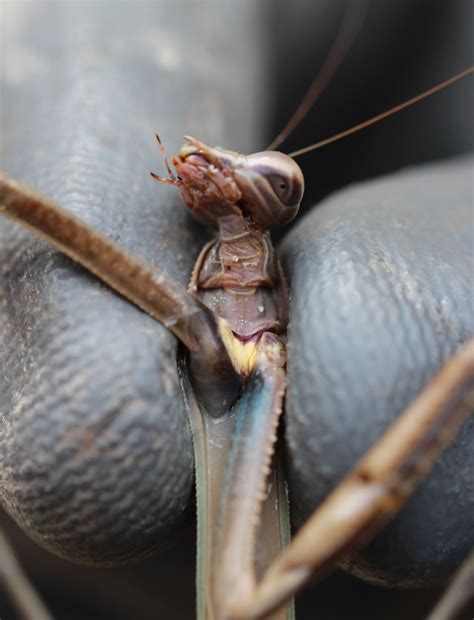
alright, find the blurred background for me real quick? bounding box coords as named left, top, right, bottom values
left=268, top=0, right=473, bottom=236
left=1, top=1, right=472, bottom=618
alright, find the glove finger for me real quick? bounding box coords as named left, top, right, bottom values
left=0, top=2, right=267, bottom=564
left=281, top=157, right=474, bottom=586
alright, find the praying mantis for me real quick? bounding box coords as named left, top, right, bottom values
left=0, top=1, right=474, bottom=620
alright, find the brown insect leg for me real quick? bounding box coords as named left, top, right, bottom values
left=0, top=526, right=52, bottom=620
left=0, top=172, right=239, bottom=413
left=427, top=549, right=474, bottom=620
left=213, top=333, right=287, bottom=619
left=239, top=338, right=474, bottom=619
left=187, top=332, right=288, bottom=620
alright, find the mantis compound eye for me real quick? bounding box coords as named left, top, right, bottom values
left=234, top=151, right=305, bottom=227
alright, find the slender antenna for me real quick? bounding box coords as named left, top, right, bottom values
left=267, top=0, right=368, bottom=151
left=289, top=66, right=474, bottom=158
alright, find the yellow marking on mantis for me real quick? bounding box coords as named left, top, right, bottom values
left=218, top=320, right=258, bottom=377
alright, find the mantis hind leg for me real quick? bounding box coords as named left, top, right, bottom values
left=182, top=332, right=292, bottom=620
left=212, top=333, right=288, bottom=619
left=427, top=550, right=474, bottom=620
left=240, top=338, right=474, bottom=619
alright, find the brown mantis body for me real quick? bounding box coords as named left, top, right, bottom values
left=152, top=136, right=303, bottom=618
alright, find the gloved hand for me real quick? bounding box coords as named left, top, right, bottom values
left=0, top=0, right=472, bottom=594
left=0, top=1, right=256, bottom=564
left=281, top=156, right=474, bottom=587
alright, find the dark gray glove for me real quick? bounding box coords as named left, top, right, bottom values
left=282, top=157, right=474, bottom=587
left=0, top=0, right=472, bottom=593
left=0, top=1, right=268, bottom=564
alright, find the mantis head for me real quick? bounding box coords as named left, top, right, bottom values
left=152, top=136, right=304, bottom=229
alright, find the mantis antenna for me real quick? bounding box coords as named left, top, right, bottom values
left=289, top=66, right=474, bottom=158
left=267, top=0, right=368, bottom=151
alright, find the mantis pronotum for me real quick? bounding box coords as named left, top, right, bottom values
left=0, top=3, right=473, bottom=619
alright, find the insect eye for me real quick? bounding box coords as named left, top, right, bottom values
left=234, top=151, right=304, bottom=226
left=245, top=152, right=304, bottom=208
left=266, top=174, right=291, bottom=201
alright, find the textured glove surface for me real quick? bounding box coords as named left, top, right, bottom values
left=281, top=157, right=474, bottom=586
left=0, top=1, right=266, bottom=564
